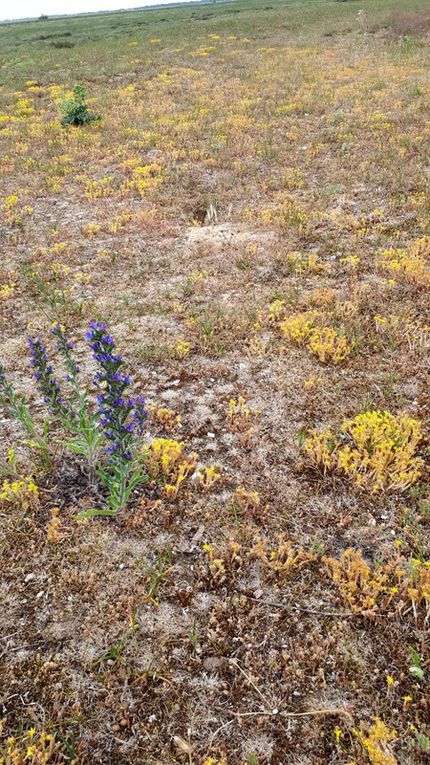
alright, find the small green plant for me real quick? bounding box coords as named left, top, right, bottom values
left=143, top=545, right=174, bottom=603
left=414, top=729, right=430, bottom=753
left=60, top=85, right=100, bottom=127
left=0, top=362, right=51, bottom=470
left=51, top=39, right=74, bottom=48
left=409, top=647, right=425, bottom=682
left=188, top=618, right=200, bottom=652
left=21, top=265, right=85, bottom=319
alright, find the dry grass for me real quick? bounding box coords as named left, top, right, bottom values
left=1, top=0, right=430, bottom=762
left=384, top=8, right=430, bottom=39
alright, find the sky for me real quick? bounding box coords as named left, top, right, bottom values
left=1, top=0, right=198, bottom=22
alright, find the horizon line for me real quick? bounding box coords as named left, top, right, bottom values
left=0, top=0, right=220, bottom=24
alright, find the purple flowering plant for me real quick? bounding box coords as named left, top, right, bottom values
left=83, top=321, right=148, bottom=515
left=6, top=321, right=149, bottom=516
left=46, top=323, right=104, bottom=486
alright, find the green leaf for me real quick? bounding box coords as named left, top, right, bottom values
left=61, top=442, right=89, bottom=456
left=415, top=731, right=430, bottom=753
left=410, top=665, right=425, bottom=681
left=409, top=647, right=425, bottom=681
left=75, top=508, right=117, bottom=519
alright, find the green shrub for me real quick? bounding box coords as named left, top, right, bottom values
left=51, top=40, right=75, bottom=48
left=60, top=85, right=100, bottom=128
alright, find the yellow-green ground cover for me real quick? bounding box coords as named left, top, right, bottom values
left=1, top=0, right=430, bottom=762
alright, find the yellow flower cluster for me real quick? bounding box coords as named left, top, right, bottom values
left=0, top=284, right=15, bottom=299
left=121, top=163, right=164, bottom=197
left=376, top=237, right=430, bottom=287
left=141, top=439, right=220, bottom=499
left=2, top=195, right=19, bottom=212
left=0, top=478, right=38, bottom=509
left=195, top=465, right=221, bottom=492
left=226, top=396, right=254, bottom=432
left=280, top=310, right=319, bottom=344
left=267, top=299, right=286, bottom=322
left=148, top=404, right=181, bottom=430
left=0, top=726, right=61, bottom=764
left=251, top=537, right=315, bottom=577
left=282, top=166, right=304, bottom=190
left=142, top=438, right=187, bottom=479
left=280, top=311, right=352, bottom=364
left=305, top=410, right=423, bottom=492
left=339, top=254, right=360, bottom=268
left=170, top=339, right=190, bottom=359
left=354, top=718, right=397, bottom=765
left=324, top=549, right=430, bottom=617
left=202, top=540, right=242, bottom=584
left=107, top=211, right=132, bottom=233
left=323, top=549, right=394, bottom=612
left=400, top=558, right=430, bottom=616
left=280, top=196, right=309, bottom=230
left=83, top=176, right=114, bottom=200
left=306, top=326, right=352, bottom=364
left=142, top=438, right=198, bottom=500
left=285, top=251, right=327, bottom=274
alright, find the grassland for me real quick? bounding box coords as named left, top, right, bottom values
left=1, top=0, right=430, bottom=762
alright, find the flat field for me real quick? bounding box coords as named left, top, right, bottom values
left=1, top=0, right=430, bottom=762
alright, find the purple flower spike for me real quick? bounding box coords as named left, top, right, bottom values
left=51, top=323, right=80, bottom=381
left=28, top=336, right=69, bottom=417
left=86, top=321, right=148, bottom=459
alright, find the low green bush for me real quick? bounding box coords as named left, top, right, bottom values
left=60, top=85, right=100, bottom=127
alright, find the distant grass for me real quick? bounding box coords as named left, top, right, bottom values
left=0, top=0, right=427, bottom=87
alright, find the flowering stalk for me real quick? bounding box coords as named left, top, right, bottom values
left=49, top=324, right=102, bottom=485
left=86, top=321, right=147, bottom=458
left=51, top=322, right=80, bottom=387
left=28, top=337, right=70, bottom=419
left=84, top=321, right=148, bottom=514
left=28, top=330, right=101, bottom=483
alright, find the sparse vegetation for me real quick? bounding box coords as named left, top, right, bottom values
left=1, top=0, right=430, bottom=762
